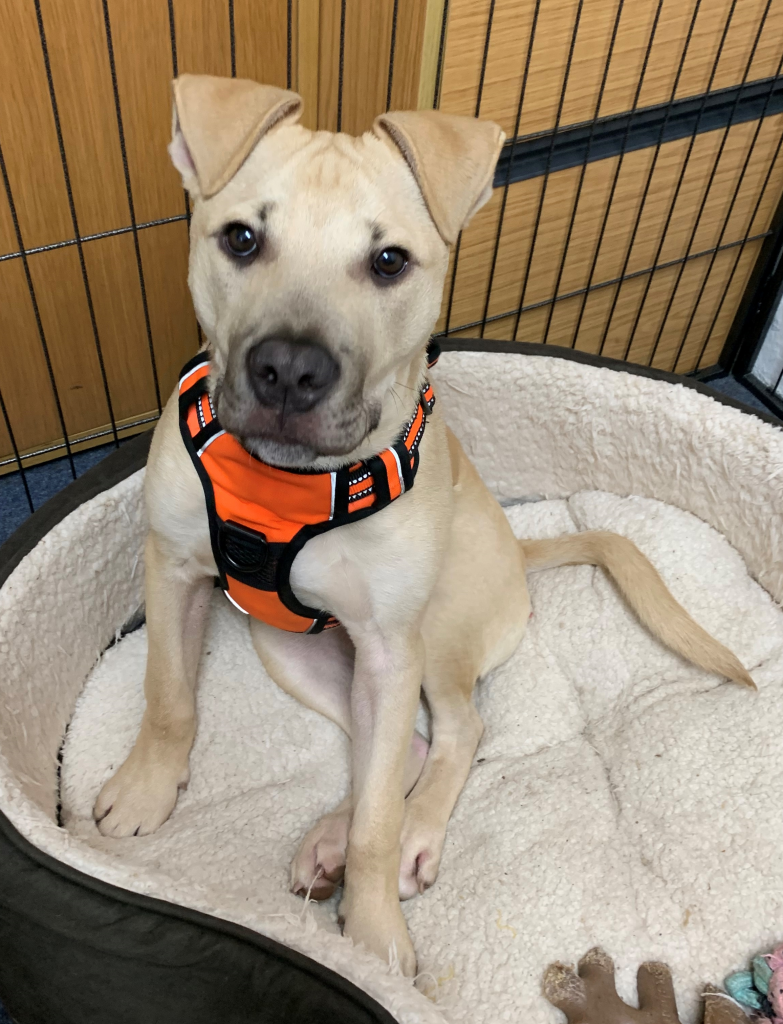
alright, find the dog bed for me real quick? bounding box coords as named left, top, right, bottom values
left=0, top=341, right=781, bottom=1024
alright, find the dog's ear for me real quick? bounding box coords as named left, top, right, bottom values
left=169, top=74, right=303, bottom=199
left=373, top=110, right=505, bottom=245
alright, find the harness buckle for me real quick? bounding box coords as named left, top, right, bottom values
left=218, top=520, right=270, bottom=574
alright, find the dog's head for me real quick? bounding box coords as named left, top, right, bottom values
left=170, top=74, right=504, bottom=467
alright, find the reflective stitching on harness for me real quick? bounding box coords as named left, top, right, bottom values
left=197, top=429, right=226, bottom=457
left=409, top=418, right=425, bottom=451
left=390, top=446, right=406, bottom=495
left=224, top=591, right=249, bottom=615
left=329, top=472, right=336, bottom=521
left=179, top=359, right=210, bottom=388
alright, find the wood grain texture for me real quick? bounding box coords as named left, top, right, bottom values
left=418, top=0, right=447, bottom=109
left=0, top=410, right=157, bottom=471
left=296, top=0, right=321, bottom=128
left=105, top=0, right=183, bottom=225
left=37, top=0, right=130, bottom=237
left=0, top=191, right=19, bottom=258
left=172, top=0, right=232, bottom=78
left=0, top=0, right=74, bottom=250
left=318, top=0, right=429, bottom=133
left=450, top=239, right=758, bottom=374
left=0, top=258, right=65, bottom=454
left=438, top=117, right=783, bottom=347
left=0, top=409, right=15, bottom=470
left=437, top=0, right=494, bottom=120
left=235, top=0, right=289, bottom=87
left=318, top=0, right=388, bottom=132
left=27, top=246, right=114, bottom=437
left=439, top=0, right=783, bottom=138
left=81, top=231, right=159, bottom=419
left=138, top=219, right=200, bottom=402
left=1, top=0, right=780, bottom=471
left=388, top=0, right=430, bottom=112
left=0, top=219, right=196, bottom=464
left=690, top=243, right=758, bottom=368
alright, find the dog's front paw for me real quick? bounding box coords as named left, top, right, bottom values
left=339, top=892, right=417, bottom=977
left=93, top=740, right=189, bottom=838
left=398, top=805, right=446, bottom=900
left=290, top=802, right=350, bottom=901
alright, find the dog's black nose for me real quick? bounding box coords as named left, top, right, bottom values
left=246, top=336, right=339, bottom=413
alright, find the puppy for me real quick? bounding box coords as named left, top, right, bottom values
left=94, top=75, right=753, bottom=977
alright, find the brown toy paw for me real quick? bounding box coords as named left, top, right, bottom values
left=543, top=950, right=751, bottom=1024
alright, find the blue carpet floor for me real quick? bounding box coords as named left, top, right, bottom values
left=0, top=440, right=128, bottom=547
left=705, top=372, right=773, bottom=414
left=0, top=374, right=777, bottom=1020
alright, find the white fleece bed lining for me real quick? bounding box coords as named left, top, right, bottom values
left=0, top=352, right=781, bottom=1024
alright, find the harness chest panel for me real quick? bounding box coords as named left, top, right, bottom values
left=178, top=353, right=436, bottom=633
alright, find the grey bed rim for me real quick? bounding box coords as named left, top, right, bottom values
left=0, top=340, right=775, bottom=1024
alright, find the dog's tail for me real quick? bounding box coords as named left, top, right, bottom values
left=520, top=531, right=755, bottom=689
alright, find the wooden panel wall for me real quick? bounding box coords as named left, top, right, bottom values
left=0, top=0, right=427, bottom=473
left=0, top=0, right=199, bottom=470
left=439, top=0, right=783, bottom=136
left=436, top=0, right=783, bottom=375
left=0, top=0, right=781, bottom=475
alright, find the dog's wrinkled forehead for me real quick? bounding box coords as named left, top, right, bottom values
left=204, top=126, right=437, bottom=258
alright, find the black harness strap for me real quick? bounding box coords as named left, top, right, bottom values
left=180, top=346, right=439, bottom=634
left=365, top=455, right=392, bottom=509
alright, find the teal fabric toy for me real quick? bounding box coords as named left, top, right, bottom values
left=725, top=945, right=783, bottom=1023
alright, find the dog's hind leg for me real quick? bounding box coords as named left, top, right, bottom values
left=249, top=620, right=428, bottom=900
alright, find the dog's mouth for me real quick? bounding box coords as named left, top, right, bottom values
left=217, top=386, right=381, bottom=467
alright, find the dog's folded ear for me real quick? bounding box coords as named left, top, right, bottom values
left=373, top=110, right=505, bottom=245
left=169, top=74, right=303, bottom=199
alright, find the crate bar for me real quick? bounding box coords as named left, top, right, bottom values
left=0, top=148, right=76, bottom=481
left=443, top=0, right=496, bottom=336
left=35, top=0, right=120, bottom=448
left=102, top=0, right=163, bottom=415
left=649, top=0, right=769, bottom=371
left=541, top=0, right=624, bottom=346
left=621, top=0, right=738, bottom=364
left=512, top=0, right=584, bottom=342
left=386, top=0, right=400, bottom=111
left=433, top=233, right=770, bottom=337
left=678, top=16, right=783, bottom=372
left=478, top=0, right=542, bottom=338
left=569, top=0, right=666, bottom=351
left=336, top=0, right=347, bottom=132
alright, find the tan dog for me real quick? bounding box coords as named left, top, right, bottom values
left=93, top=75, right=753, bottom=977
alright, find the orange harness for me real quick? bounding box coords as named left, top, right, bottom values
left=178, top=345, right=438, bottom=634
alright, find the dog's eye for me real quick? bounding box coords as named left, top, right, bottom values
left=372, top=247, right=408, bottom=280
left=223, top=223, right=259, bottom=259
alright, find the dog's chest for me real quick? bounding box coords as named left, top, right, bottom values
left=288, top=504, right=434, bottom=631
